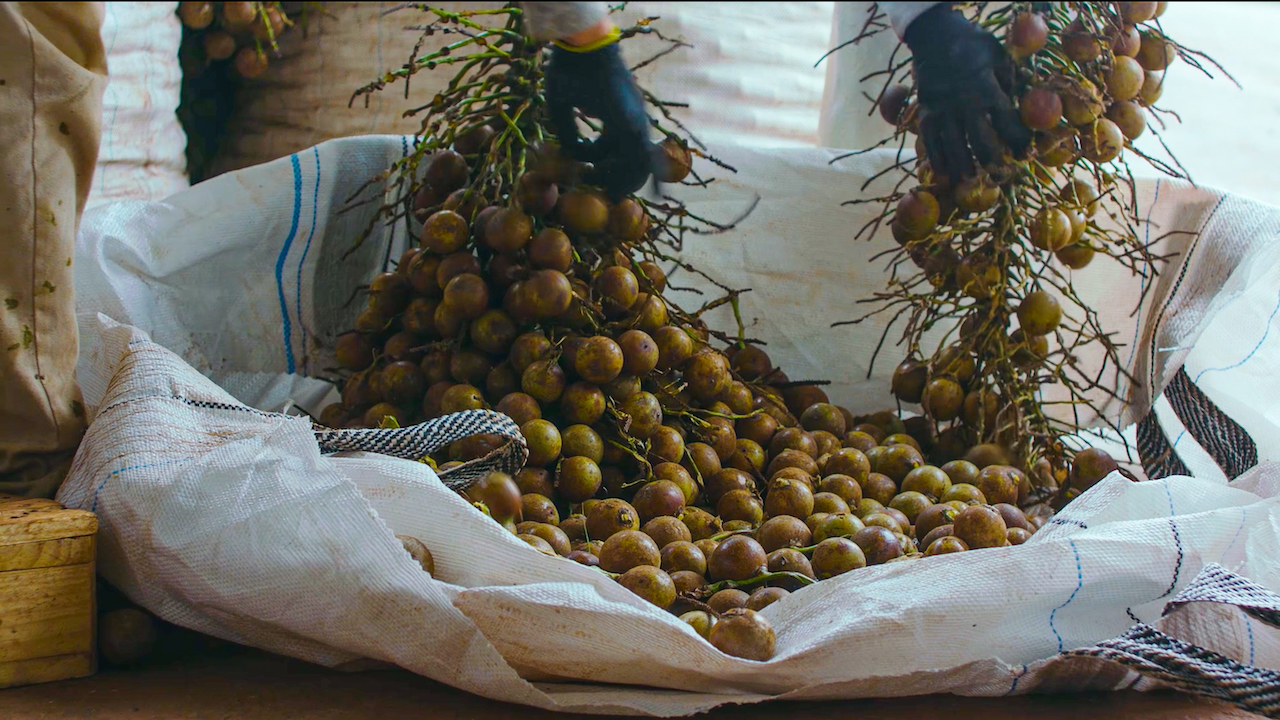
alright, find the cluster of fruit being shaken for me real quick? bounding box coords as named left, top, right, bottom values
left=862, top=2, right=1181, bottom=472
left=178, top=1, right=290, bottom=79
left=882, top=1, right=1172, bottom=262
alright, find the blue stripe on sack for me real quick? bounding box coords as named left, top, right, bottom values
left=91, top=458, right=194, bottom=512
left=1005, top=664, right=1028, bottom=695
left=1193, top=286, right=1280, bottom=383
left=1220, top=508, right=1248, bottom=564
left=276, top=154, right=303, bottom=374
left=1049, top=539, right=1084, bottom=653
left=294, top=147, right=321, bottom=375
left=1248, top=619, right=1255, bottom=665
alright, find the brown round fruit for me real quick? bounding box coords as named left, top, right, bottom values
left=557, top=456, right=603, bottom=503
left=1136, top=31, right=1176, bottom=71
left=618, top=566, right=676, bottom=609
left=528, top=228, right=572, bottom=272
left=180, top=1, right=215, bottom=29
left=922, top=378, right=964, bottom=421
left=1008, top=11, right=1048, bottom=58
left=1031, top=207, right=1073, bottom=251
left=1069, top=447, right=1119, bottom=493
left=632, top=480, right=687, bottom=523
left=953, top=505, right=1008, bottom=549
left=1018, top=290, right=1062, bottom=336
left=685, top=350, right=731, bottom=401
left=1106, top=55, right=1145, bottom=102
left=891, top=360, right=928, bottom=404
left=556, top=189, right=610, bottom=235
left=618, top=330, right=659, bottom=376
left=1063, top=79, right=1104, bottom=126
left=480, top=208, right=532, bottom=254
left=421, top=210, right=469, bottom=254
left=654, top=326, right=695, bottom=371
left=599, top=530, right=661, bottom=573
left=656, top=137, right=693, bottom=183
left=595, top=266, right=640, bottom=316
left=975, top=465, right=1020, bottom=506
left=1020, top=87, right=1063, bottom=131
left=644, top=515, right=692, bottom=550
left=586, top=498, right=640, bottom=541
left=521, top=359, right=566, bottom=404
left=708, top=608, right=775, bottom=661
left=464, top=472, right=522, bottom=524
left=925, top=536, right=969, bottom=556
left=811, top=537, right=868, bottom=579
left=1107, top=100, right=1147, bottom=141
left=1083, top=118, right=1124, bottom=164
left=853, top=526, right=904, bottom=565
left=1056, top=241, right=1095, bottom=270
left=708, top=535, right=768, bottom=582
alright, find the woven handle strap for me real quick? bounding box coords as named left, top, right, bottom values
left=313, top=409, right=528, bottom=492
left=1068, top=564, right=1280, bottom=718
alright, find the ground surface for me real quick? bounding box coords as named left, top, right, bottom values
left=0, top=642, right=1263, bottom=720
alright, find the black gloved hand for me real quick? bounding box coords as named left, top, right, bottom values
left=904, top=4, right=1031, bottom=185
left=545, top=40, right=657, bottom=201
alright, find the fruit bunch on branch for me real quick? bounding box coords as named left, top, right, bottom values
left=837, top=1, right=1230, bottom=493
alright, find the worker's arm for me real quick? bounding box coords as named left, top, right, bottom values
left=522, top=2, right=655, bottom=200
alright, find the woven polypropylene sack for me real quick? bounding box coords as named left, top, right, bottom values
left=64, top=136, right=1280, bottom=715
left=87, top=2, right=189, bottom=211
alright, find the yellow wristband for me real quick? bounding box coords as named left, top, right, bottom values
left=553, top=24, right=622, bottom=53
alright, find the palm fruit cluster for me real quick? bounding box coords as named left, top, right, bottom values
left=177, top=1, right=295, bottom=79
left=843, top=1, right=1220, bottom=498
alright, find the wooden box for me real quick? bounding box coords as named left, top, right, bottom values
left=0, top=494, right=97, bottom=688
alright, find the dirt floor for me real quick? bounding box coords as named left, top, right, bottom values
left=0, top=641, right=1262, bottom=720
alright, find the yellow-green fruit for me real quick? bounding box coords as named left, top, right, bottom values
left=1137, top=32, right=1176, bottom=72
left=1138, top=71, right=1164, bottom=107
left=954, top=175, right=1000, bottom=214
left=1030, top=207, right=1073, bottom=251
left=1056, top=243, right=1096, bottom=269
left=1107, top=100, right=1147, bottom=140
left=1062, top=79, right=1103, bottom=126
left=1017, top=290, right=1063, bottom=336
left=1104, top=56, right=1145, bottom=102
left=1082, top=119, right=1124, bottom=164
left=895, top=189, right=939, bottom=239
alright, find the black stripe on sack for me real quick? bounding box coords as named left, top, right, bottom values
left=1161, top=519, right=1185, bottom=599
left=1049, top=517, right=1088, bottom=529
left=1144, top=196, right=1224, bottom=406
left=1167, top=564, right=1280, bottom=630
left=1136, top=409, right=1191, bottom=479
left=1069, top=624, right=1280, bottom=718
left=1164, top=367, right=1259, bottom=480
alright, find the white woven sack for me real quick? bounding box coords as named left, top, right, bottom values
left=63, top=136, right=1280, bottom=715
left=87, top=1, right=189, bottom=212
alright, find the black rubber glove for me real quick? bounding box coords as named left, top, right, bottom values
left=904, top=4, right=1031, bottom=185
left=545, top=41, right=656, bottom=201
